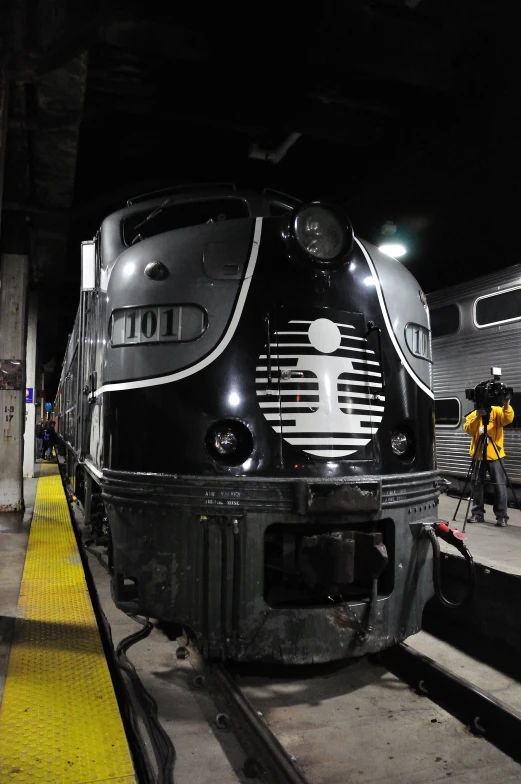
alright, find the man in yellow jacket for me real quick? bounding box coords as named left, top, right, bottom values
left=464, top=397, right=514, bottom=526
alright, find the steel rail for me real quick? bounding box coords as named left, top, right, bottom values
left=209, top=663, right=311, bottom=784
left=377, top=643, right=521, bottom=765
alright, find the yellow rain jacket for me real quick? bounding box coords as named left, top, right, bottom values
left=464, top=405, right=514, bottom=460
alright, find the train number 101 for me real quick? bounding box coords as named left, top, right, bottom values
left=111, top=304, right=206, bottom=346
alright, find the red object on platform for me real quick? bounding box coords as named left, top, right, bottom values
left=452, top=529, right=467, bottom=540
left=435, top=521, right=467, bottom=541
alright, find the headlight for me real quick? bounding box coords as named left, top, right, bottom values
left=294, top=204, right=351, bottom=261
left=206, top=419, right=254, bottom=465
left=213, top=428, right=237, bottom=455
left=391, top=432, right=409, bottom=456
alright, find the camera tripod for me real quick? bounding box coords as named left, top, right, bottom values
left=453, top=410, right=520, bottom=532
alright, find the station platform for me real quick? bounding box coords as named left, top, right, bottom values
left=427, top=493, right=521, bottom=663
left=0, top=463, right=136, bottom=783
left=438, top=493, right=521, bottom=575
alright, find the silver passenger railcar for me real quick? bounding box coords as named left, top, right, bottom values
left=428, top=265, right=521, bottom=493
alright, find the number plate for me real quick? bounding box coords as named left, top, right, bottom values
left=111, top=305, right=206, bottom=346
left=405, top=323, right=431, bottom=361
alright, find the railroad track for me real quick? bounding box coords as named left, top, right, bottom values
left=75, top=491, right=521, bottom=784
left=205, top=662, right=309, bottom=784
left=195, top=643, right=521, bottom=784
left=377, top=644, right=521, bottom=766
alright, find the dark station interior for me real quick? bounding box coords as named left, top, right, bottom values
left=1, top=3, right=521, bottom=783
left=2, top=1, right=520, bottom=396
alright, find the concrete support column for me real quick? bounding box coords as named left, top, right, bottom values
left=0, top=254, right=29, bottom=511
left=23, top=293, right=38, bottom=478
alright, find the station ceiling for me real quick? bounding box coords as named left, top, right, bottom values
left=1, top=0, right=519, bottom=389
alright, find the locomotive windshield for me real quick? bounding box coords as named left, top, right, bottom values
left=123, top=197, right=250, bottom=245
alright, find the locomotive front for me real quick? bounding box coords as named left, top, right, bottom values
left=94, top=187, right=438, bottom=663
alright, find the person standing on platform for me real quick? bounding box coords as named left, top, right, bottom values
left=35, top=420, right=44, bottom=460
left=49, top=420, right=58, bottom=460
left=47, top=420, right=57, bottom=460
left=464, top=396, right=514, bottom=526
left=43, top=421, right=56, bottom=460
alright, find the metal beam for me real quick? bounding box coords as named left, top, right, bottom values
left=7, top=1, right=103, bottom=82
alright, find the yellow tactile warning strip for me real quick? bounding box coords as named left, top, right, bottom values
left=0, top=465, right=136, bottom=783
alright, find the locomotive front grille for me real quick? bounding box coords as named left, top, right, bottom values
left=263, top=520, right=393, bottom=609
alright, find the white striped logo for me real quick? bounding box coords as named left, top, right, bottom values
left=255, top=316, right=385, bottom=458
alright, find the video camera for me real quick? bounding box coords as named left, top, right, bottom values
left=465, top=367, right=513, bottom=412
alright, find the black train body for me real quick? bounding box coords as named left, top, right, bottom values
left=56, top=185, right=438, bottom=663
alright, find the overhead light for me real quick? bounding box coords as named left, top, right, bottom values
left=378, top=243, right=407, bottom=259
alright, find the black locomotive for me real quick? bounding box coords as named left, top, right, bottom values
left=56, top=184, right=440, bottom=663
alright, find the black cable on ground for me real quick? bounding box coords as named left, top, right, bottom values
left=116, top=616, right=176, bottom=784
left=425, top=524, right=476, bottom=609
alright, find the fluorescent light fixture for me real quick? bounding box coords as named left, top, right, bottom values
left=378, top=243, right=407, bottom=258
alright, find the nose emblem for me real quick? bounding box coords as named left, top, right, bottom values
left=255, top=316, right=385, bottom=458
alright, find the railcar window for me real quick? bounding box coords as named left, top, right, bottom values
left=430, top=304, right=460, bottom=338
left=474, top=287, right=521, bottom=327
left=434, top=398, right=461, bottom=427
left=122, top=198, right=250, bottom=245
